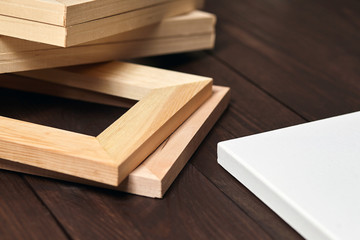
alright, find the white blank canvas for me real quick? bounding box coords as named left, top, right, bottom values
left=218, top=111, right=360, bottom=240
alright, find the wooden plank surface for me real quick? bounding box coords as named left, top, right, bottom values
left=205, top=0, right=360, bottom=121
left=1, top=0, right=359, bottom=239
left=0, top=171, right=68, bottom=240
left=24, top=164, right=272, bottom=239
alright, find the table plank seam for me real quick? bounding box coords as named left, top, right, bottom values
left=21, top=175, right=73, bottom=240
left=206, top=52, right=309, bottom=122
left=188, top=161, right=276, bottom=240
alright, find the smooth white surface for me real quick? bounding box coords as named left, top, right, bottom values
left=218, top=111, right=360, bottom=240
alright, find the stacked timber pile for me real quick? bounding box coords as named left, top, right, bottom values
left=0, top=0, right=230, bottom=198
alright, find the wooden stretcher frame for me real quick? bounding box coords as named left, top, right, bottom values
left=0, top=76, right=230, bottom=197
left=0, top=11, right=216, bottom=73
left=0, top=0, right=173, bottom=26
left=0, top=61, right=212, bottom=186
left=0, top=0, right=203, bottom=47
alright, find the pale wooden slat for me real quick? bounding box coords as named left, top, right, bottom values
left=1, top=34, right=214, bottom=73
left=19, top=61, right=212, bottom=100
left=0, top=75, right=136, bottom=108
left=0, top=116, right=118, bottom=185
left=0, top=0, right=64, bottom=26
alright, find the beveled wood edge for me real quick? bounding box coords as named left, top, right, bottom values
left=0, top=86, right=229, bottom=198
left=0, top=61, right=212, bottom=186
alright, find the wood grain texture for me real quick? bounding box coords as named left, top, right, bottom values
left=0, top=62, right=212, bottom=186
left=0, top=0, right=174, bottom=26
left=205, top=0, right=360, bottom=121
left=0, top=11, right=215, bottom=73
left=18, top=61, right=213, bottom=100
left=0, top=0, right=202, bottom=46
left=22, top=164, right=272, bottom=240
left=0, top=86, right=230, bottom=198
left=198, top=1, right=360, bottom=236
left=0, top=11, right=215, bottom=53
left=135, top=53, right=305, bottom=240
left=65, top=0, right=202, bottom=47
left=1, top=34, right=214, bottom=73
left=64, top=0, right=173, bottom=26
left=0, top=74, right=136, bottom=108
left=0, top=116, right=118, bottom=184
left=1, top=73, right=271, bottom=239
left=0, top=0, right=64, bottom=26
left=2, top=0, right=358, bottom=239
left=0, top=171, right=68, bottom=240
left=123, top=0, right=359, bottom=237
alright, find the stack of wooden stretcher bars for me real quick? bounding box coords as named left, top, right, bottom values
left=0, top=0, right=230, bottom=198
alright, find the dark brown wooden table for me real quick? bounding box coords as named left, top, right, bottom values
left=1, top=0, right=359, bottom=239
